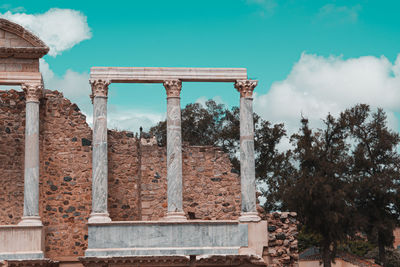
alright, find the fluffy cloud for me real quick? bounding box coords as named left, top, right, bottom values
left=0, top=8, right=91, bottom=56
left=254, top=53, right=400, bottom=143
left=40, top=59, right=92, bottom=113
left=316, top=4, right=362, bottom=24
left=107, top=106, right=164, bottom=133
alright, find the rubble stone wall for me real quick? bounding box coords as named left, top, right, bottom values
left=0, top=89, right=244, bottom=259
left=140, top=144, right=242, bottom=220
left=264, top=212, right=299, bottom=267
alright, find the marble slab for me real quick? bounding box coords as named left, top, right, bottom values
left=90, top=67, right=248, bottom=83
left=85, top=221, right=248, bottom=257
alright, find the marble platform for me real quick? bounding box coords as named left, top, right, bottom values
left=85, top=220, right=249, bottom=257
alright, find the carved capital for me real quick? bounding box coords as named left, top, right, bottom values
left=163, top=79, right=182, bottom=98
left=22, top=83, right=43, bottom=102
left=234, top=80, right=258, bottom=98
left=90, top=79, right=110, bottom=100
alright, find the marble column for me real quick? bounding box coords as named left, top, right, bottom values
left=19, top=83, right=43, bottom=226
left=235, top=80, right=261, bottom=222
left=88, top=80, right=111, bottom=223
left=163, top=79, right=186, bottom=221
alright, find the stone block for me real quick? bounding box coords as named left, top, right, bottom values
left=5, top=63, right=22, bottom=72
left=85, top=221, right=248, bottom=257
left=0, top=225, right=45, bottom=260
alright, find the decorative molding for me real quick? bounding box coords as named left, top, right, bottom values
left=0, top=18, right=48, bottom=48
left=21, top=83, right=43, bottom=102
left=163, top=79, right=182, bottom=98
left=90, top=79, right=110, bottom=100
left=234, top=80, right=258, bottom=98
left=0, top=18, right=49, bottom=58
left=6, top=259, right=58, bottom=267
left=80, top=255, right=264, bottom=266
left=0, top=47, right=49, bottom=59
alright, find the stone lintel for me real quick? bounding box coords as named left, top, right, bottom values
left=90, top=67, right=248, bottom=83
left=0, top=71, right=42, bottom=86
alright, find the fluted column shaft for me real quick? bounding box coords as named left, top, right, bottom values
left=235, top=80, right=261, bottom=222
left=89, top=80, right=111, bottom=223
left=19, top=83, right=43, bottom=226
left=163, top=80, right=186, bottom=221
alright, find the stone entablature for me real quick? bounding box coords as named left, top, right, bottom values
left=90, top=67, right=247, bottom=83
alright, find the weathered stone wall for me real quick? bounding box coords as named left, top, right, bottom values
left=0, top=89, right=243, bottom=259
left=39, top=90, right=93, bottom=258
left=108, top=130, right=141, bottom=221
left=264, top=212, right=299, bottom=267
left=0, top=90, right=25, bottom=225
left=140, top=143, right=241, bottom=220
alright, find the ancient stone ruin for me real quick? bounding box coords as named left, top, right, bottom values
left=0, top=18, right=298, bottom=267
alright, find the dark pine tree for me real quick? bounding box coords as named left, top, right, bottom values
left=343, top=104, right=400, bottom=267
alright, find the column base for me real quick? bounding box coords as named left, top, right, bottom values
left=163, top=211, right=187, bottom=221
left=239, top=212, right=261, bottom=222
left=88, top=212, right=111, bottom=223
left=18, top=216, right=43, bottom=226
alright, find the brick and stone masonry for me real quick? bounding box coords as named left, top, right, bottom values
left=263, top=212, right=299, bottom=267
left=0, top=89, right=245, bottom=259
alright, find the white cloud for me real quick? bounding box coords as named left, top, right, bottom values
left=40, top=59, right=92, bottom=114
left=316, top=4, right=361, bottom=24
left=254, top=53, right=400, bottom=147
left=246, top=0, right=277, bottom=15
left=195, top=95, right=226, bottom=107
left=107, top=106, right=165, bottom=133
left=0, top=8, right=91, bottom=56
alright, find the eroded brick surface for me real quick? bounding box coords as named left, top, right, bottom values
left=0, top=89, right=242, bottom=258
left=140, top=144, right=241, bottom=220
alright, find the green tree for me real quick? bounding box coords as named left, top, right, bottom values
left=342, top=104, right=400, bottom=266
left=149, top=99, right=284, bottom=171
left=267, top=115, right=355, bottom=267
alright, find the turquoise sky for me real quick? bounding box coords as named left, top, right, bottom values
left=2, top=0, right=400, bottom=131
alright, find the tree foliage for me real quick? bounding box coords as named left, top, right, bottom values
left=343, top=105, right=400, bottom=266
left=267, top=104, right=400, bottom=267
left=148, top=101, right=400, bottom=267
left=149, top=99, right=285, bottom=171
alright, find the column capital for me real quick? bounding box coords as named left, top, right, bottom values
left=90, top=79, right=110, bottom=100
left=163, top=79, right=182, bottom=98
left=234, top=80, right=258, bottom=98
left=22, top=83, right=43, bottom=102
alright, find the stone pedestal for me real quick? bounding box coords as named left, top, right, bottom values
left=163, top=80, right=186, bottom=221
left=235, top=80, right=261, bottom=222
left=0, top=225, right=45, bottom=260
left=19, top=84, right=42, bottom=226
left=89, top=80, right=111, bottom=223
